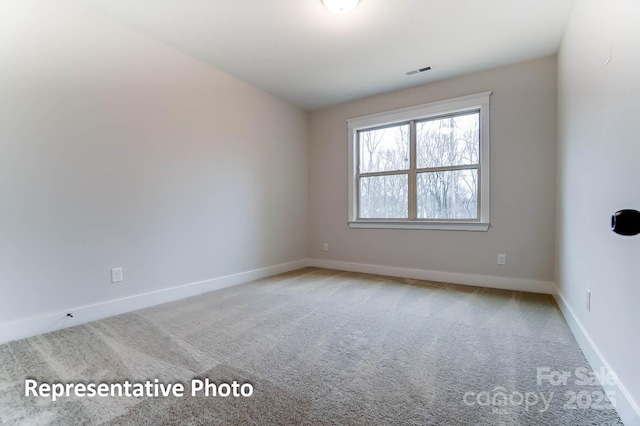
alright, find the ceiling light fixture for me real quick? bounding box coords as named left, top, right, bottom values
left=322, top=0, right=360, bottom=14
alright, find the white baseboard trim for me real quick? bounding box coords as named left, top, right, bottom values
left=307, top=258, right=555, bottom=294
left=0, top=259, right=308, bottom=345
left=554, top=288, right=640, bottom=426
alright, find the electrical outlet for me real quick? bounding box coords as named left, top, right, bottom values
left=111, top=267, right=123, bottom=283
left=322, top=243, right=329, bottom=252
left=497, top=254, right=506, bottom=265
left=586, top=289, right=591, bottom=312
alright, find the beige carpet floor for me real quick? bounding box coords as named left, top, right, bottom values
left=0, top=268, right=623, bottom=425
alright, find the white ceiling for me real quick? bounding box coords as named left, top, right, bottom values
left=81, top=0, right=575, bottom=110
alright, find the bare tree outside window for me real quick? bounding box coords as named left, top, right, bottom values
left=356, top=111, right=480, bottom=220
left=358, top=124, right=409, bottom=218
left=359, top=124, right=409, bottom=173
left=348, top=92, right=491, bottom=230
left=416, top=112, right=479, bottom=219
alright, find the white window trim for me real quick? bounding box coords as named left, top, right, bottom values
left=347, top=91, right=492, bottom=231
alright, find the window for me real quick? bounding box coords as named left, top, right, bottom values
left=347, top=92, right=491, bottom=231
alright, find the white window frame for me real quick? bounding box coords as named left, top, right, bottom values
left=347, top=91, right=492, bottom=231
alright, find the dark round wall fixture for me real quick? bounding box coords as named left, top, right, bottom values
left=611, top=209, right=640, bottom=236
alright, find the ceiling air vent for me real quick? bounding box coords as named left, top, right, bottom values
left=406, top=66, right=431, bottom=76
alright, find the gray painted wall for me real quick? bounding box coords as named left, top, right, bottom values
left=0, top=0, right=309, bottom=325
left=557, top=0, right=640, bottom=417
left=309, top=57, right=558, bottom=285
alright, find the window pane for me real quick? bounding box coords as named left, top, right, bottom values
left=416, top=112, right=479, bottom=169
left=359, top=174, right=408, bottom=219
left=359, top=124, right=410, bottom=173
left=417, top=169, right=478, bottom=219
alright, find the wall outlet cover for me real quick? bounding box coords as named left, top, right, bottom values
left=111, top=268, right=123, bottom=283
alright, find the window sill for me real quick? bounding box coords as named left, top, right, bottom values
left=348, top=221, right=490, bottom=231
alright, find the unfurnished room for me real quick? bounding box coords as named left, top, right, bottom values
left=0, top=0, right=639, bottom=425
